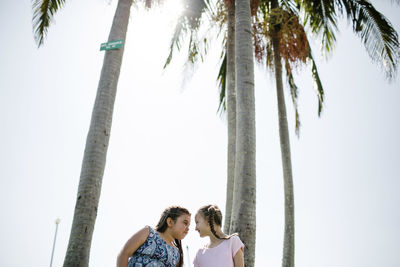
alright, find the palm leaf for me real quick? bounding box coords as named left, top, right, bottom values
left=164, top=18, right=185, bottom=68
left=338, top=0, right=400, bottom=79
left=32, top=0, right=66, bottom=47
left=300, top=0, right=338, bottom=52
left=284, top=62, right=301, bottom=136
left=163, top=0, right=213, bottom=68
left=306, top=43, right=324, bottom=116
left=279, top=0, right=298, bottom=13
left=217, top=51, right=227, bottom=114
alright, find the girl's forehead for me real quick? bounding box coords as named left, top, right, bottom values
left=179, top=214, right=191, bottom=220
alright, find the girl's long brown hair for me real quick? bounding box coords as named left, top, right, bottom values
left=155, top=206, right=190, bottom=267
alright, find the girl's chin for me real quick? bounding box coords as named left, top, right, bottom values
left=181, top=233, right=188, bottom=239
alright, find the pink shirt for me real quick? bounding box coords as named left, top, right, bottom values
left=193, top=235, right=244, bottom=267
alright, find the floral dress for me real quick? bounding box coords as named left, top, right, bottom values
left=128, top=226, right=180, bottom=267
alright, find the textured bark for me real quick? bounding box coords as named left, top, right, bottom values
left=272, top=26, right=295, bottom=267
left=63, top=0, right=131, bottom=266
left=224, top=0, right=236, bottom=235
left=230, top=0, right=256, bottom=266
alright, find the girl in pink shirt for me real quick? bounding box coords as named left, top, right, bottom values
left=193, top=205, right=244, bottom=267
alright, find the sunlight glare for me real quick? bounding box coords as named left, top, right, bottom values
left=144, top=0, right=183, bottom=27
left=131, top=0, right=183, bottom=41
left=162, top=0, right=184, bottom=19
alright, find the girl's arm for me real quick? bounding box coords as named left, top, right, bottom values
left=116, top=226, right=149, bottom=267
left=233, top=248, right=244, bottom=267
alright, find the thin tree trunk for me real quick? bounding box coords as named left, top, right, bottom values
left=272, top=28, right=295, bottom=267
left=63, top=0, right=131, bottom=265
left=224, top=0, right=236, bottom=235
left=230, top=0, right=256, bottom=266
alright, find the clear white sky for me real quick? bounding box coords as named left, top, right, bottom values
left=0, top=0, right=399, bottom=266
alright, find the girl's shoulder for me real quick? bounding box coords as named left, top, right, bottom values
left=227, top=234, right=244, bottom=249
left=212, top=234, right=243, bottom=249
left=146, top=225, right=154, bottom=234
left=227, top=233, right=241, bottom=241
left=145, top=226, right=162, bottom=241
left=134, top=226, right=151, bottom=240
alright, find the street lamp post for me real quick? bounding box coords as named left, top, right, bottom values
left=186, top=245, right=191, bottom=266
left=50, top=218, right=60, bottom=267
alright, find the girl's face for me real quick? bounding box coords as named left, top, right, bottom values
left=170, top=214, right=191, bottom=240
left=195, top=212, right=210, bottom=237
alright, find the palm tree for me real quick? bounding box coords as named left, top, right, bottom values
left=32, top=0, right=160, bottom=265
left=218, top=0, right=236, bottom=236
left=223, top=0, right=236, bottom=235
left=255, top=2, right=314, bottom=266
left=229, top=0, right=257, bottom=266
left=253, top=1, right=399, bottom=266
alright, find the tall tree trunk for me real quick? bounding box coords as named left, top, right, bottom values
left=63, top=0, right=131, bottom=265
left=230, top=0, right=256, bottom=266
left=271, top=25, right=295, bottom=267
left=224, top=0, right=236, bottom=235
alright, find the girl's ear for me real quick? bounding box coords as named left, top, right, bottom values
left=167, top=217, right=174, bottom=227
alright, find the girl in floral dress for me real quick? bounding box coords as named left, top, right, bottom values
left=117, top=206, right=191, bottom=267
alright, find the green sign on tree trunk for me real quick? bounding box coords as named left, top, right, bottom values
left=100, top=39, right=123, bottom=51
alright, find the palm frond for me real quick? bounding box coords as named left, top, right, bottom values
left=279, top=0, right=298, bottom=14
left=300, top=0, right=338, bottom=52
left=306, top=43, right=324, bottom=116
left=32, top=0, right=66, bottom=47
left=164, top=18, right=185, bottom=68
left=284, top=62, right=301, bottom=136
left=163, top=0, right=213, bottom=68
left=217, top=51, right=227, bottom=114
left=184, top=0, right=210, bottom=28
left=188, top=34, right=199, bottom=63
left=338, top=0, right=400, bottom=79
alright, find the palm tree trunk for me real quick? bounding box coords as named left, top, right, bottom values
left=272, top=28, right=295, bottom=267
left=224, top=0, right=236, bottom=235
left=230, top=0, right=256, bottom=266
left=63, top=0, right=131, bottom=265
